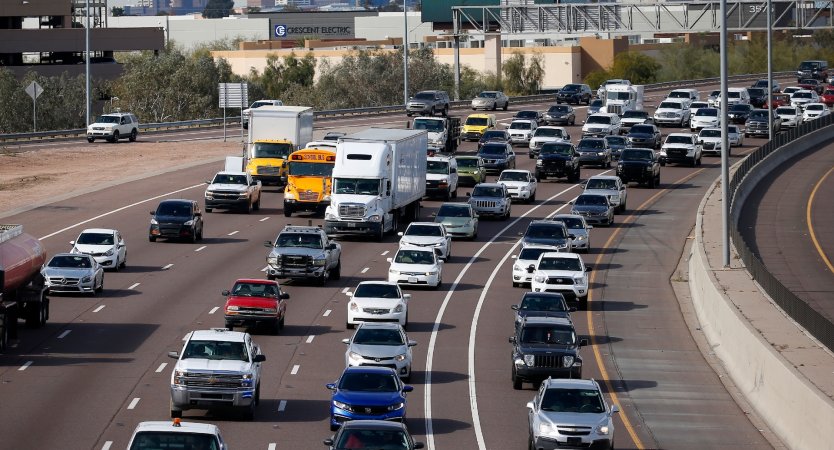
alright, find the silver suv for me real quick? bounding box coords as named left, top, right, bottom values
left=406, top=90, right=450, bottom=117
left=527, top=378, right=619, bottom=450
left=467, top=183, right=511, bottom=220
left=87, top=112, right=139, bottom=143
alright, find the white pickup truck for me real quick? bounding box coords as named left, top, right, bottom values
left=204, top=171, right=262, bottom=213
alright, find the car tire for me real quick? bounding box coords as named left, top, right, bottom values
left=529, top=190, right=536, bottom=203
left=428, top=106, right=435, bottom=116
left=503, top=101, right=509, bottom=111
left=512, top=370, right=523, bottom=390
left=111, top=130, right=120, bottom=143
left=253, top=197, right=261, bottom=211
left=660, top=159, right=666, bottom=167
left=578, top=296, right=589, bottom=310
left=283, top=204, right=293, bottom=217
left=318, top=270, right=329, bottom=286
left=492, top=102, right=497, bottom=111
left=690, top=156, right=697, bottom=167
left=129, top=129, right=137, bottom=142
left=148, top=236, right=156, bottom=242
left=513, top=281, right=520, bottom=288
left=332, top=261, right=341, bottom=280
left=242, top=398, right=256, bottom=421
left=270, top=319, right=281, bottom=335
left=87, top=137, right=95, bottom=143
left=170, top=406, right=182, bottom=419
left=197, top=226, right=203, bottom=241
left=376, top=220, right=385, bottom=243
left=346, top=321, right=355, bottom=330
left=120, top=254, right=127, bottom=269
left=205, top=207, right=212, bottom=213
left=442, top=106, right=449, bottom=117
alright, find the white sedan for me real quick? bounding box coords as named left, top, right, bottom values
left=346, top=281, right=411, bottom=329
left=398, top=222, right=451, bottom=260
left=802, top=102, right=831, bottom=122
left=387, top=245, right=443, bottom=289
left=70, top=228, right=127, bottom=270
left=497, top=169, right=538, bottom=203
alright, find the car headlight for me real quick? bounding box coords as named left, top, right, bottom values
left=312, top=257, right=327, bottom=266
left=556, top=243, right=568, bottom=249
left=536, top=160, right=543, bottom=166
left=574, top=235, right=586, bottom=241
left=388, top=402, right=405, bottom=411
left=367, top=214, right=382, bottom=222
left=575, top=275, right=586, bottom=284
left=267, top=256, right=278, bottom=265
left=334, top=401, right=352, bottom=412
left=150, top=218, right=159, bottom=225
left=173, top=369, right=186, bottom=385
left=348, top=351, right=362, bottom=360
left=513, top=263, right=523, bottom=271
left=646, top=166, right=653, bottom=171
left=597, top=152, right=605, bottom=156
left=323, top=195, right=331, bottom=202
left=82, top=276, right=92, bottom=283
left=562, top=355, right=575, bottom=367
left=104, top=248, right=114, bottom=257
left=524, top=354, right=535, bottom=366
left=538, top=422, right=558, bottom=437
left=284, top=191, right=294, bottom=199
left=349, top=302, right=359, bottom=311
left=263, top=308, right=278, bottom=314
left=394, top=304, right=404, bottom=313
left=325, top=212, right=337, bottom=220
left=394, top=353, right=407, bottom=362
left=227, top=305, right=240, bottom=311
left=595, top=424, right=611, bottom=435
left=533, top=274, right=546, bottom=283
left=389, top=269, right=399, bottom=275
left=183, top=220, right=194, bottom=226
left=514, top=357, right=525, bottom=367
left=426, top=271, right=437, bottom=276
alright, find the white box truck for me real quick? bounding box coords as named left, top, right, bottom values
left=601, top=85, right=644, bottom=116
left=324, top=128, right=428, bottom=241
left=246, top=106, right=314, bottom=186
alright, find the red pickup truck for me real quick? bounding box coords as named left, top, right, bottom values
left=223, top=279, right=288, bottom=335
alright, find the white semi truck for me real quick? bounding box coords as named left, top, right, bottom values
left=324, top=128, right=428, bottom=242
left=246, top=106, right=314, bottom=186
left=601, top=84, right=644, bottom=116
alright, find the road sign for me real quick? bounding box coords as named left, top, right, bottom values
left=219, top=82, right=248, bottom=109
left=25, top=81, right=43, bottom=100
left=274, top=24, right=287, bottom=38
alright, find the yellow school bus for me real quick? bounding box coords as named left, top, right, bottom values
left=283, top=148, right=336, bottom=217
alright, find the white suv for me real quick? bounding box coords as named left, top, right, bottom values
left=581, top=113, right=621, bottom=137
left=530, top=252, right=591, bottom=310
left=87, top=112, right=139, bottom=143
left=426, top=155, right=459, bottom=200
left=653, top=99, right=690, bottom=127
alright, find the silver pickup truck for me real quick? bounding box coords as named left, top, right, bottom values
left=264, top=225, right=342, bottom=285
left=204, top=171, right=262, bottom=213
left=583, top=175, right=628, bottom=214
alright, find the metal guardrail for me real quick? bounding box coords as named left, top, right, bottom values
left=729, top=113, right=834, bottom=352
left=0, top=71, right=794, bottom=143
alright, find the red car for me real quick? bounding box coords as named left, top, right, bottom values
left=223, top=278, right=289, bottom=334
left=764, top=93, right=790, bottom=109
left=821, top=88, right=834, bottom=107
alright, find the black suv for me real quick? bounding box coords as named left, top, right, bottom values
left=556, top=83, right=592, bottom=105
left=510, top=316, right=587, bottom=389
left=535, top=142, right=580, bottom=182
left=617, top=148, right=661, bottom=188
left=746, top=87, right=768, bottom=108
left=511, top=292, right=574, bottom=327
left=406, top=90, right=450, bottom=117
left=796, top=59, right=828, bottom=82
left=521, top=220, right=572, bottom=251
left=149, top=199, right=204, bottom=243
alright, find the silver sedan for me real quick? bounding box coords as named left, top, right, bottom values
left=42, top=253, right=104, bottom=295
left=471, top=91, right=509, bottom=111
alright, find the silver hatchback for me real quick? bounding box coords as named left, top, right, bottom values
left=343, top=322, right=417, bottom=381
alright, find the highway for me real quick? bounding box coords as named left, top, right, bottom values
left=0, top=87, right=778, bottom=450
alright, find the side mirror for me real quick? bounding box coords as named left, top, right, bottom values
left=168, top=351, right=179, bottom=359
left=221, top=290, right=230, bottom=296
left=250, top=180, right=258, bottom=186
left=281, top=292, right=290, bottom=300
left=342, top=338, right=350, bottom=344
left=323, top=439, right=334, bottom=446
left=386, top=258, right=393, bottom=263
left=194, top=212, right=202, bottom=217
left=253, top=354, right=266, bottom=363
left=69, top=240, right=75, bottom=245
left=326, top=383, right=337, bottom=391
left=568, top=201, right=574, bottom=205
left=511, top=304, right=520, bottom=311
left=526, top=401, right=535, bottom=410
left=402, top=385, right=414, bottom=393
left=569, top=306, right=577, bottom=312
left=408, top=340, right=418, bottom=347
left=328, top=243, right=337, bottom=250
left=414, top=443, right=425, bottom=449
left=263, top=241, right=273, bottom=248
left=579, top=338, right=589, bottom=347
left=585, top=266, right=593, bottom=272
left=397, top=232, right=404, bottom=237
left=403, top=294, right=412, bottom=300
left=450, top=168, right=457, bottom=173
left=508, top=336, right=517, bottom=344
left=430, top=212, right=437, bottom=218
left=466, top=192, right=471, bottom=197
left=611, top=405, right=620, bottom=414
left=149, top=210, right=155, bottom=215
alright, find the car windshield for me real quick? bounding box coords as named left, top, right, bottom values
left=478, top=91, right=498, bottom=98
left=515, top=111, right=538, bottom=119
left=799, top=61, right=821, bottom=70
left=538, top=257, right=582, bottom=271
left=575, top=195, right=607, bottom=206
left=825, top=90, right=834, bottom=96
left=621, top=150, right=653, bottom=161
left=354, top=283, right=401, bottom=299
left=275, top=233, right=322, bottom=249
left=690, top=102, right=709, bottom=109
left=478, top=145, right=506, bottom=156
left=668, top=92, right=690, bottom=99
left=437, top=205, right=471, bottom=218
left=748, top=111, right=769, bottom=120
left=540, top=143, right=572, bottom=155
left=427, top=160, right=450, bottom=174
left=252, top=142, right=293, bottom=159
left=156, top=202, right=192, bottom=217
left=333, top=178, right=380, bottom=195
left=499, top=171, right=529, bottom=182
left=412, top=119, right=444, bottom=132
left=696, top=109, right=718, bottom=117
left=540, top=388, right=605, bottom=414
left=806, top=104, right=825, bottom=111
left=212, top=174, right=247, bottom=185
left=710, top=90, right=720, bottom=97
left=586, top=115, right=611, bottom=124
left=578, top=140, right=604, bottom=151
left=394, top=249, right=435, bottom=265
left=585, top=179, right=617, bottom=190
left=622, top=110, right=647, bottom=118
left=658, top=101, right=682, bottom=109
left=534, top=128, right=565, bottom=138
left=730, top=104, right=752, bottom=112
left=728, top=91, right=741, bottom=99
left=481, top=130, right=506, bottom=141
left=665, top=135, right=693, bottom=144
left=520, top=294, right=567, bottom=311
left=129, top=431, right=220, bottom=450
left=509, top=121, right=532, bottom=130
left=519, top=247, right=552, bottom=261
left=287, top=161, right=334, bottom=177
left=182, top=340, right=249, bottom=362
left=405, top=224, right=443, bottom=237
left=413, top=92, right=435, bottom=100
left=76, top=232, right=114, bottom=245
left=553, top=217, right=584, bottom=230
left=548, top=105, right=570, bottom=113
left=561, top=84, right=580, bottom=92
left=606, top=136, right=627, bottom=146
left=231, top=282, right=278, bottom=298
left=525, top=224, right=566, bottom=239
left=748, top=88, right=765, bottom=96
left=465, top=117, right=488, bottom=126
left=776, top=107, right=797, bottom=115
left=353, top=328, right=405, bottom=346
left=793, top=92, right=813, bottom=99
left=334, top=429, right=410, bottom=449
left=48, top=255, right=92, bottom=268
left=338, top=372, right=399, bottom=392
left=95, top=115, right=120, bottom=124
left=630, top=125, right=654, bottom=134
left=700, top=129, right=721, bottom=138
left=455, top=158, right=479, bottom=168
left=472, top=186, right=504, bottom=197
left=783, top=87, right=799, bottom=94
left=520, top=326, right=576, bottom=345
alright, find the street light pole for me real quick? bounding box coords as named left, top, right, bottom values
left=85, top=0, right=91, bottom=127
left=720, top=0, right=730, bottom=267
left=767, top=0, right=773, bottom=141
left=403, top=1, right=409, bottom=105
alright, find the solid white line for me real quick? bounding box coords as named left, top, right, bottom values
left=102, top=441, right=113, bottom=450
left=381, top=250, right=389, bottom=256
left=18, top=361, right=33, bottom=371
left=162, top=263, right=174, bottom=270
left=323, top=309, right=332, bottom=317
left=361, top=267, right=369, bottom=274
left=306, top=335, right=315, bottom=343
left=260, top=217, right=270, bottom=222
left=268, top=444, right=277, bottom=450
left=291, top=364, right=300, bottom=375
left=423, top=175, right=602, bottom=450
left=57, top=330, right=71, bottom=339
left=39, top=183, right=205, bottom=240
left=228, top=230, right=239, bottom=236
left=341, top=287, right=349, bottom=294
left=195, top=245, right=207, bottom=252
left=128, top=282, right=140, bottom=290
left=93, top=305, right=105, bottom=313
left=278, top=400, right=287, bottom=412
left=156, top=363, right=168, bottom=373
left=127, top=398, right=140, bottom=410
left=209, top=306, right=220, bottom=315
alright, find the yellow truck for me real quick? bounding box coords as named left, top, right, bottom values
left=246, top=106, right=314, bottom=187
left=283, top=148, right=337, bottom=217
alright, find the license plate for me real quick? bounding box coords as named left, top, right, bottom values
left=408, top=277, right=418, bottom=284
left=347, top=222, right=356, bottom=228
left=567, top=437, right=582, bottom=446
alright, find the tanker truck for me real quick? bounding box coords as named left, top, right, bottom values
left=0, top=224, right=49, bottom=351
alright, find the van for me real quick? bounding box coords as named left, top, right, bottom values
left=714, top=88, right=750, bottom=108
left=666, top=89, right=700, bottom=107
left=462, top=113, right=497, bottom=141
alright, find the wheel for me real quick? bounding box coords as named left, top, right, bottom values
left=120, top=253, right=127, bottom=269
left=242, top=398, right=256, bottom=421
left=190, top=231, right=197, bottom=244
left=492, top=102, right=497, bottom=111
left=111, top=130, right=120, bottom=142
left=429, top=106, right=435, bottom=116
left=148, top=236, right=156, bottom=242
left=129, top=129, right=137, bottom=142
left=578, top=296, right=589, bottom=310
left=270, top=319, right=281, bottom=335
left=606, top=157, right=611, bottom=168
left=403, top=371, right=412, bottom=383
left=444, top=189, right=451, bottom=201
left=512, top=370, right=522, bottom=390
left=503, top=101, right=509, bottom=111
left=253, top=197, right=261, bottom=211
left=529, top=190, right=536, bottom=203
left=278, top=315, right=285, bottom=330
left=451, top=188, right=457, bottom=199
left=376, top=220, right=385, bottom=242
left=283, top=204, right=293, bottom=217
left=660, top=159, right=666, bottom=167
left=318, top=270, right=329, bottom=286
left=442, top=106, right=449, bottom=117
left=346, top=321, right=355, bottom=330
left=87, top=137, right=94, bottom=143
left=433, top=277, right=442, bottom=290
left=332, top=261, right=341, bottom=280
left=197, top=227, right=203, bottom=241
left=618, top=202, right=626, bottom=214
left=170, top=409, right=182, bottom=419
left=512, top=281, right=520, bottom=288
left=245, top=201, right=253, bottom=214
left=205, top=207, right=212, bottom=213
left=570, top=116, right=575, bottom=125
left=654, top=174, right=660, bottom=188
left=406, top=112, right=412, bottom=117
left=95, top=276, right=104, bottom=294
left=697, top=155, right=702, bottom=166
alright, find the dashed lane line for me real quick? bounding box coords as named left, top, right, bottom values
left=19, top=361, right=33, bottom=371
left=128, top=282, right=140, bottom=290
left=156, top=363, right=168, bottom=373
left=291, top=365, right=300, bottom=375
left=127, top=398, right=140, bottom=410
left=57, top=330, right=71, bottom=339
left=209, top=307, right=220, bottom=314
left=93, top=305, right=105, bottom=313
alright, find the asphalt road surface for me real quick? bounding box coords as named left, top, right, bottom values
left=0, top=85, right=780, bottom=450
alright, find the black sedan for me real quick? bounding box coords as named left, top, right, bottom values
left=727, top=104, right=754, bottom=124
left=543, top=104, right=576, bottom=125
left=626, top=124, right=662, bottom=150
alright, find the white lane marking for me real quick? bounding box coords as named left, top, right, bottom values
left=291, top=365, right=300, bottom=375
left=323, top=309, right=332, bottom=317
left=156, top=363, right=168, bottom=373
left=381, top=250, right=389, bottom=256
left=93, top=305, right=105, bottom=313
left=128, top=282, right=140, bottom=290
left=361, top=267, right=369, bottom=274
left=260, top=217, right=270, bottom=222
left=341, top=287, right=349, bottom=294
left=18, top=361, right=33, bottom=371
left=162, top=263, right=173, bottom=270
left=209, top=307, right=219, bottom=315
left=306, top=335, right=315, bottom=343
left=195, top=245, right=207, bottom=252
left=102, top=442, right=113, bottom=450
left=228, top=230, right=239, bottom=236
left=57, top=330, right=71, bottom=339
left=127, top=398, right=140, bottom=410
left=39, top=184, right=205, bottom=240
left=423, top=174, right=606, bottom=450
left=268, top=444, right=277, bottom=450
left=278, top=400, right=287, bottom=412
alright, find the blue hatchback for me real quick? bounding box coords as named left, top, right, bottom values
left=327, top=366, right=413, bottom=431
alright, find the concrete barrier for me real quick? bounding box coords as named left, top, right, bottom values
left=689, top=128, right=834, bottom=450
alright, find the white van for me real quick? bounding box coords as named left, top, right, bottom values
left=667, top=89, right=700, bottom=108
left=715, top=88, right=750, bottom=108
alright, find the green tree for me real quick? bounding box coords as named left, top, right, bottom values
left=583, top=70, right=609, bottom=91
left=203, top=0, right=233, bottom=19
left=253, top=52, right=316, bottom=100
left=111, top=7, right=125, bottom=17
left=608, top=51, right=660, bottom=84
left=502, top=52, right=544, bottom=95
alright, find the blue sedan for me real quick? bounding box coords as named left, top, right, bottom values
left=327, top=366, right=413, bottom=431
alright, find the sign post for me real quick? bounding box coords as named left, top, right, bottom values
left=218, top=82, right=248, bottom=143
left=25, top=81, right=44, bottom=132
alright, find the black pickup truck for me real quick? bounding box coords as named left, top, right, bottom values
left=534, top=141, right=580, bottom=183
left=616, top=148, right=661, bottom=188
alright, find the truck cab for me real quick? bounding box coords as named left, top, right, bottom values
left=601, top=84, right=644, bottom=116
left=425, top=155, right=459, bottom=200
left=411, top=116, right=460, bottom=154
left=246, top=106, right=314, bottom=187
left=246, top=140, right=294, bottom=186
left=283, top=148, right=337, bottom=217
